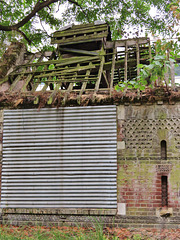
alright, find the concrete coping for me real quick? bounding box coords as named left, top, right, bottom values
left=2, top=208, right=117, bottom=216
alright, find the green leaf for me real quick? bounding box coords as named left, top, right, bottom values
left=129, top=80, right=136, bottom=85
left=146, top=64, right=154, bottom=70
left=141, top=69, right=148, bottom=77
left=139, top=85, right=145, bottom=90
left=137, top=64, right=144, bottom=68
left=154, top=55, right=166, bottom=60
left=127, top=84, right=133, bottom=89
left=169, top=58, right=176, bottom=63
left=154, top=61, right=163, bottom=67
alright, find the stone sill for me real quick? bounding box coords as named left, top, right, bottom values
left=156, top=208, right=173, bottom=217
left=2, top=208, right=117, bottom=216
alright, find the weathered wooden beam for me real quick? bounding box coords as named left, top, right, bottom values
left=71, top=23, right=107, bottom=30
left=53, top=25, right=108, bottom=38
left=164, top=61, right=169, bottom=88
left=62, top=64, right=79, bottom=105
left=12, top=53, right=148, bottom=80
left=110, top=42, right=116, bottom=97
left=51, top=32, right=108, bottom=45
left=124, top=42, right=128, bottom=82
left=0, top=76, right=9, bottom=85
left=33, top=74, right=97, bottom=81
left=17, top=56, right=95, bottom=68
left=32, top=53, right=55, bottom=93
left=31, top=80, right=41, bottom=92
left=34, top=51, right=54, bottom=58
left=136, top=40, right=140, bottom=98
left=10, top=62, right=97, bottom=76
left=21, top=53, right=46, bottom=92
left=35, top=79, right=90, bottom=83
left=56, top=56, right=99, bottom=67
left=33, top=80, right=49, bottom=104
left=62, top=82, right=74, bottom=105
left=103, top=58, right=136, bottom=71
left=10, top=68, right=57, bottom=76
left=10, top=52, right=57, bottom=77
left=116, top=54, right=121, bottom=83
left=9, top=74, right=23, bottom=92
left=55, top=39, right=103, bottom=46
left=170, top=59, right=175, bottom=90
left=102, top=71, right=109, bottom=88
left=93, top=49, right=105, bottom=98
left=47, top=82, right=62, bottom=105
left=8, top=53, right=37, bottom=91
left=33, top=66, right=97, bottom=79
left=105, top=38, right=150, bottom=49
left=9, top=52, right=45, bottom=92
left=58, top=47, right=99, bottom=56
left=121, top=42, right=129, bottom=96
left=61, top=64, right=97, bottom=73
left=21, top=74, right=33, bottom=92
left=25, top=87, right=110, bottom=95
left=148, top=39, right=154, bottom=88
left=77, top=66, right=92, bottom=104
left=136, top=40, right=140, bottom=76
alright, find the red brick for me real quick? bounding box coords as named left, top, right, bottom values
left=152, top=204, right=161, bottom=207
left=155, top=196, right=162, bottom=200
left=140, top=204, right=147, bottom=207
left=128, top=204, right=135, bottom=207
left=135, top=204, right=141, bottom=207
left=125, top=191, right=135, bottom=196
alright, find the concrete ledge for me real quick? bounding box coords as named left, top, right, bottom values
left=156, top=208, right=173, bottom=217
left=3, top=213, right=180, bottom=228
left=2, top=208, right=116, bottom=216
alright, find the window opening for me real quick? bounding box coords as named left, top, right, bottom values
left=161, top=140, right=167, bottom=160
left=161, top=176, right=168, bottom=207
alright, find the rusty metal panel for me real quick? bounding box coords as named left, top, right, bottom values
left=2, top=106, right=117, bottom=208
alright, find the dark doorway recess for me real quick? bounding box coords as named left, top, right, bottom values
left=161, top=176, right=168, bottom=207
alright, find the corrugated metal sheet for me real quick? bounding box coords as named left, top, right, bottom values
left=2, top=106, right=117, bottom=208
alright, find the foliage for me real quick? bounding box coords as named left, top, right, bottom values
left=0, top=224, right=123, bottom=240
left=115, top=39, right=180, bottom=92
left=0, top=0, right=178, bottom=54
left=1, top=224, right=180, bottom=239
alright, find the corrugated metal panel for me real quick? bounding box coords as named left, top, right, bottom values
left=2, top=106, right=117, bottom=208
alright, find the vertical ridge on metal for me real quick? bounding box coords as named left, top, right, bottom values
left=2, top=106, right=117, bottom=208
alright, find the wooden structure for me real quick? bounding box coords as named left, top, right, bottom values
left=0, top=23, right=180, bottom=229
left=0, top=22, right=154, bottom=105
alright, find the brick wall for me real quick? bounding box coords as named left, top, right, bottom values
left=117, top=102, right=180, bottom=218
left=1, top=102, right=180, bottom=227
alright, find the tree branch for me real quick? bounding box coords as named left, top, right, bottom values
left=0, top=0, right=89, bottom=43
left=0, top=0, right=8, bottom=5
left=68, top=0, right=90, bottom=22
left=38, top=13, right=51, bottom=38
left=0, top=0, right=59, bottom=31
left=14, top=0, right=59, bottom=29
left=16, top=29, right=31, bottom=45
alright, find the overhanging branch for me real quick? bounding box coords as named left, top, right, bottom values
left=16, top=29, right=31, bottom=45
left=0, top=0, right=88, bottom=44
